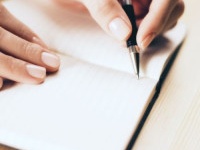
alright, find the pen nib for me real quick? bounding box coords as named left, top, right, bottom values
left=129, top=46, right=140, bottom=79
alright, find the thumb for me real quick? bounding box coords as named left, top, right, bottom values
left=137, top=0, right=178, bottom=50
left=80, top=0, right=132, bottom=41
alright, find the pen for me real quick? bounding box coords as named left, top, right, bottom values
left=121, top=0, right=140, bottom=79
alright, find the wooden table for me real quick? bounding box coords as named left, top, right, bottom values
left=133, top=0, right=200, bottom=149
left=1, top=0, right=199, bottom=149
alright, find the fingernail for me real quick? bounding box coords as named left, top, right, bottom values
left=140, top=33, right=156, bottom=50
left=26, top=64, right=46, bottom=79
left=41, top=52, right=60, bottom=68
left=109, top=18, right=131, bottom=41
left=32, top=37, right=48, bottom=49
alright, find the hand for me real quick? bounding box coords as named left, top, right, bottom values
left=53, top=0, right=184, bottom=50
left=133, top=0, right=185, bottom=50
left=0, top=4, right=60, bottom=89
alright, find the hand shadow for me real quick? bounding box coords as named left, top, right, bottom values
left=141, top=35, right=171, bottom=75
left=1, top=79, right=17, bottom=91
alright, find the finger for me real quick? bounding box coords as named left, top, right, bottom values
left=0, top=27, right=60, bottom=72
left=0, top=77, right=3, bottom=89
left=137, top=0, right=180, bottom=50
left=52, top=0, right=88, bottom=12
left=0, top=52, right=46, bottom=84
left=0, top=3, right=48, bottom=48
left=162, top=0, right=184, bottom=33
left=80, top=0, right=132, bottom=41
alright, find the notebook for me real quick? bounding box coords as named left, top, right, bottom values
left=0, top=0, right=186, bottom=150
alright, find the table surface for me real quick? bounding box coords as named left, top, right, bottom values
left=1, top=0, right=199, bottom=150
left=133, top=0, right=200, bottom=149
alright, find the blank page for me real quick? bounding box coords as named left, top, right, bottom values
left=0, top=55, right=156, bottom=150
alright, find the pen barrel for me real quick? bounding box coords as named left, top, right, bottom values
left=122, top=5, right=138, bottom=47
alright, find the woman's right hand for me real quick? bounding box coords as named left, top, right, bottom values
left=54, top=0, right=184, bottom=50
left=0, top=3, right=60, bottom=89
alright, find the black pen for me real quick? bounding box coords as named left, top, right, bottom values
left=121, top=0, right=140, bottom=79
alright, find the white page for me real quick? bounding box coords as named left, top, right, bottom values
left=0, top=55, right=156, bottom=150
left=0, top=0, right=186, bottom=150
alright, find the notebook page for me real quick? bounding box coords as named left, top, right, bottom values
left=4, top=0, right=186, bottom=80
left=0, top=55, right=157, bottom=150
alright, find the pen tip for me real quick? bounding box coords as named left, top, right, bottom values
left=137, top=73, right=139, bottom=80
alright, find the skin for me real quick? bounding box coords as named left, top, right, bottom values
left=0, top=3, right=60, bottom=89
left=54, top=0, right=185, bottom=48
left=0, top=0, right=184, bottom=89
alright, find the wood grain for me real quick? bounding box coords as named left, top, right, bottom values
left=133, top=0, right=200, bottom=149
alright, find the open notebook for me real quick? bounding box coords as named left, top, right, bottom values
left=0, top=0, right=186, bottom=150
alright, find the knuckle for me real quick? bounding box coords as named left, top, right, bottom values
left=22, top=42, right=42, bottom=60
left=6, top=56, right=20, bottom=75
left=0, top=54, right=22, bottom=76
